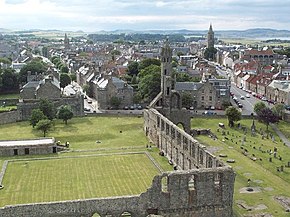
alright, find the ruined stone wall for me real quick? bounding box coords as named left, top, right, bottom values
left=144, top=109, right=225, bottom=169
left=17, top=95, right=84, bottom=121
left=0, top=110, right=20, bottom=125
left=0, top=167, right=235, bottom=217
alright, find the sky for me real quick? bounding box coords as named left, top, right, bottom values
left=0, top=0, right=289, bottom=32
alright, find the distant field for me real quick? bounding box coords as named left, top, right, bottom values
left=0, top=116, right=173, bottom=207
left=1, top=153, right=160, bottom=206
left=191, top=117, right=290, bottom=217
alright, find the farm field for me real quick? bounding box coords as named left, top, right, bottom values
left=0, top=116, right=173, bottom=207
left=191, top=117, right=290, bottom=217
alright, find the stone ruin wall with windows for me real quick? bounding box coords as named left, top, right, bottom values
left=0, top=108, right=235, bottom=217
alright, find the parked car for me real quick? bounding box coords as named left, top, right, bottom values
left=210, top=106, right=215, bottom=110
left=84, top=107, right=90, bottom=112
left=240, top=96, right=245, bottom=100
left=261, top=97, right=267, bottom=101
left=246, top=94, right=250, bottom=98
left=203, top=110, right=217, bottom=115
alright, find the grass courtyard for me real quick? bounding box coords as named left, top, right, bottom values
left=191, top=117, right=290, bottom=217
left=0, top=116, right=173, bottom=207
left=1, top=153, right=159, bottom=207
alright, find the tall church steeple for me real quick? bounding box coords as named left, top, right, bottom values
left=207, top=23, right=214, bottom=49
left=64, top=33, right=70, bottom=50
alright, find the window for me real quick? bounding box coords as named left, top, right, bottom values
left=25, top=148, right=29, bottom=155
left=167, top=87, right=170, bottom=95
left=161, top=176, right=168, bottom=192
left=209, top=96, right=212, bottom=101
left=164, top=69, right=167, bottom=75
left=13, top=149, right=18, bottom=156
left=201, top=96, right=204, bottom=101
left=188, top=175, right=195, bottom=191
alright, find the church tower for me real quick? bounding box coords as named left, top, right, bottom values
left=64, top=33, right=70, bottom=50
left=207, top=24, right=214, bottom=49
left=161, top=39, right=174, bottom=108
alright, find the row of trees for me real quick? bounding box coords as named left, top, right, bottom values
left=225, top=102, right=283, bottom=130
left=30, top=99, right=74, bottom=137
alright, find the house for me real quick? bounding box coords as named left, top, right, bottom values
left=266, top=80, right=290, bottom=105
left=241, top=48, right=277, bottom=66
left=175, top=79, right=230, bottom=109
left=20, top=75, right=61, bottom=100
left=0, top=138, right=58, bottom=156
left=91, top=74, right=133, bottom=109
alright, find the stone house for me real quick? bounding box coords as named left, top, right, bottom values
left=20, top=75, right=61, bottom=100
left=0, top=138, right=57, bottom=156
left=266, top=80, right=290, bottom=105
left=241, top=48, right=277, bottom=66
left=175, top=79, right=230, bottom=109
left=91, top=74, right=133, bottom=109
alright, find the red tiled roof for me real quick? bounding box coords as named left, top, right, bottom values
left=244, top=49, right=274, bottom=56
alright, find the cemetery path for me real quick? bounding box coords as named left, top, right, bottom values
left=270, top=123, right=290, bottom=148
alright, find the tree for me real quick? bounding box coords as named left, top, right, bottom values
left=36, top=119, right=52, bottom=137
left=1, top=69, right=19, bottom=91
left=138, top=65, right=161, bottom=101
left=176, top=73, right=194, bottom=82
left=60, top=65, right=69, bottom=74
left=254, top=102, right=266, bottom=114
left=30, top=109, right=46, bottom=128
left=272, top=103, right=285, bottom=119
left=19, top=59, right=47, bottom=83
left=181, top=92, right=193, bottom=109
left=257, top=108, right=280, bottom=131
left=139, top=58, right=161, bottom=70
left=57, top=105, right=73, bottom=125
left=225, top=106, right=241, bottom=127
left=110, top=96, right=121, bottom=109
left=60, top=73, right=71, bottom=89
left=39, top=99, right=55, bottom=120
left=127, top=61, right=139, bottom=76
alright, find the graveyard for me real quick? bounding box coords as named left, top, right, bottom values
left=191, top=117, right=290, bottom=217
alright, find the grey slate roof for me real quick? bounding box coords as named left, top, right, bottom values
left=175, top=82, right=202, bottom=91
left=22, top=81, right=40, bottom=89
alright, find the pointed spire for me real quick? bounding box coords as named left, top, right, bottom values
left=209, top=23, right=213, bottom=32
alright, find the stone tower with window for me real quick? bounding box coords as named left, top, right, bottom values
left=161, top=39, right=174, bottom=108
left=207, top=24, right=214, bottom=49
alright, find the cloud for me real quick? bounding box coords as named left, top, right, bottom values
left=0, top=0, right=289, bottom=31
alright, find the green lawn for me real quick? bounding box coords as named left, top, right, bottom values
left=1, top=153, right=159, bottom=206
left=0, top=116, right=173, bottom=207
left=0, top=116, right=148, bottom=150
left=276, top=121, right=290, bottom=139
left=0, top=106, right=17, bottom=112
left=191, top=117, right=290, bottom=217
left=0, top=93, right=19, bottom=99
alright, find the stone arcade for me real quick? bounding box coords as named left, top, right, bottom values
left=0, top=42, right=235, bottom=217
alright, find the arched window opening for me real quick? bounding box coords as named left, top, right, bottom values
left=161, top=176, right=168, bottom=193
left=188, top=175, right=195, bottom=191
left=214, top=173, right=221, bottom=189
